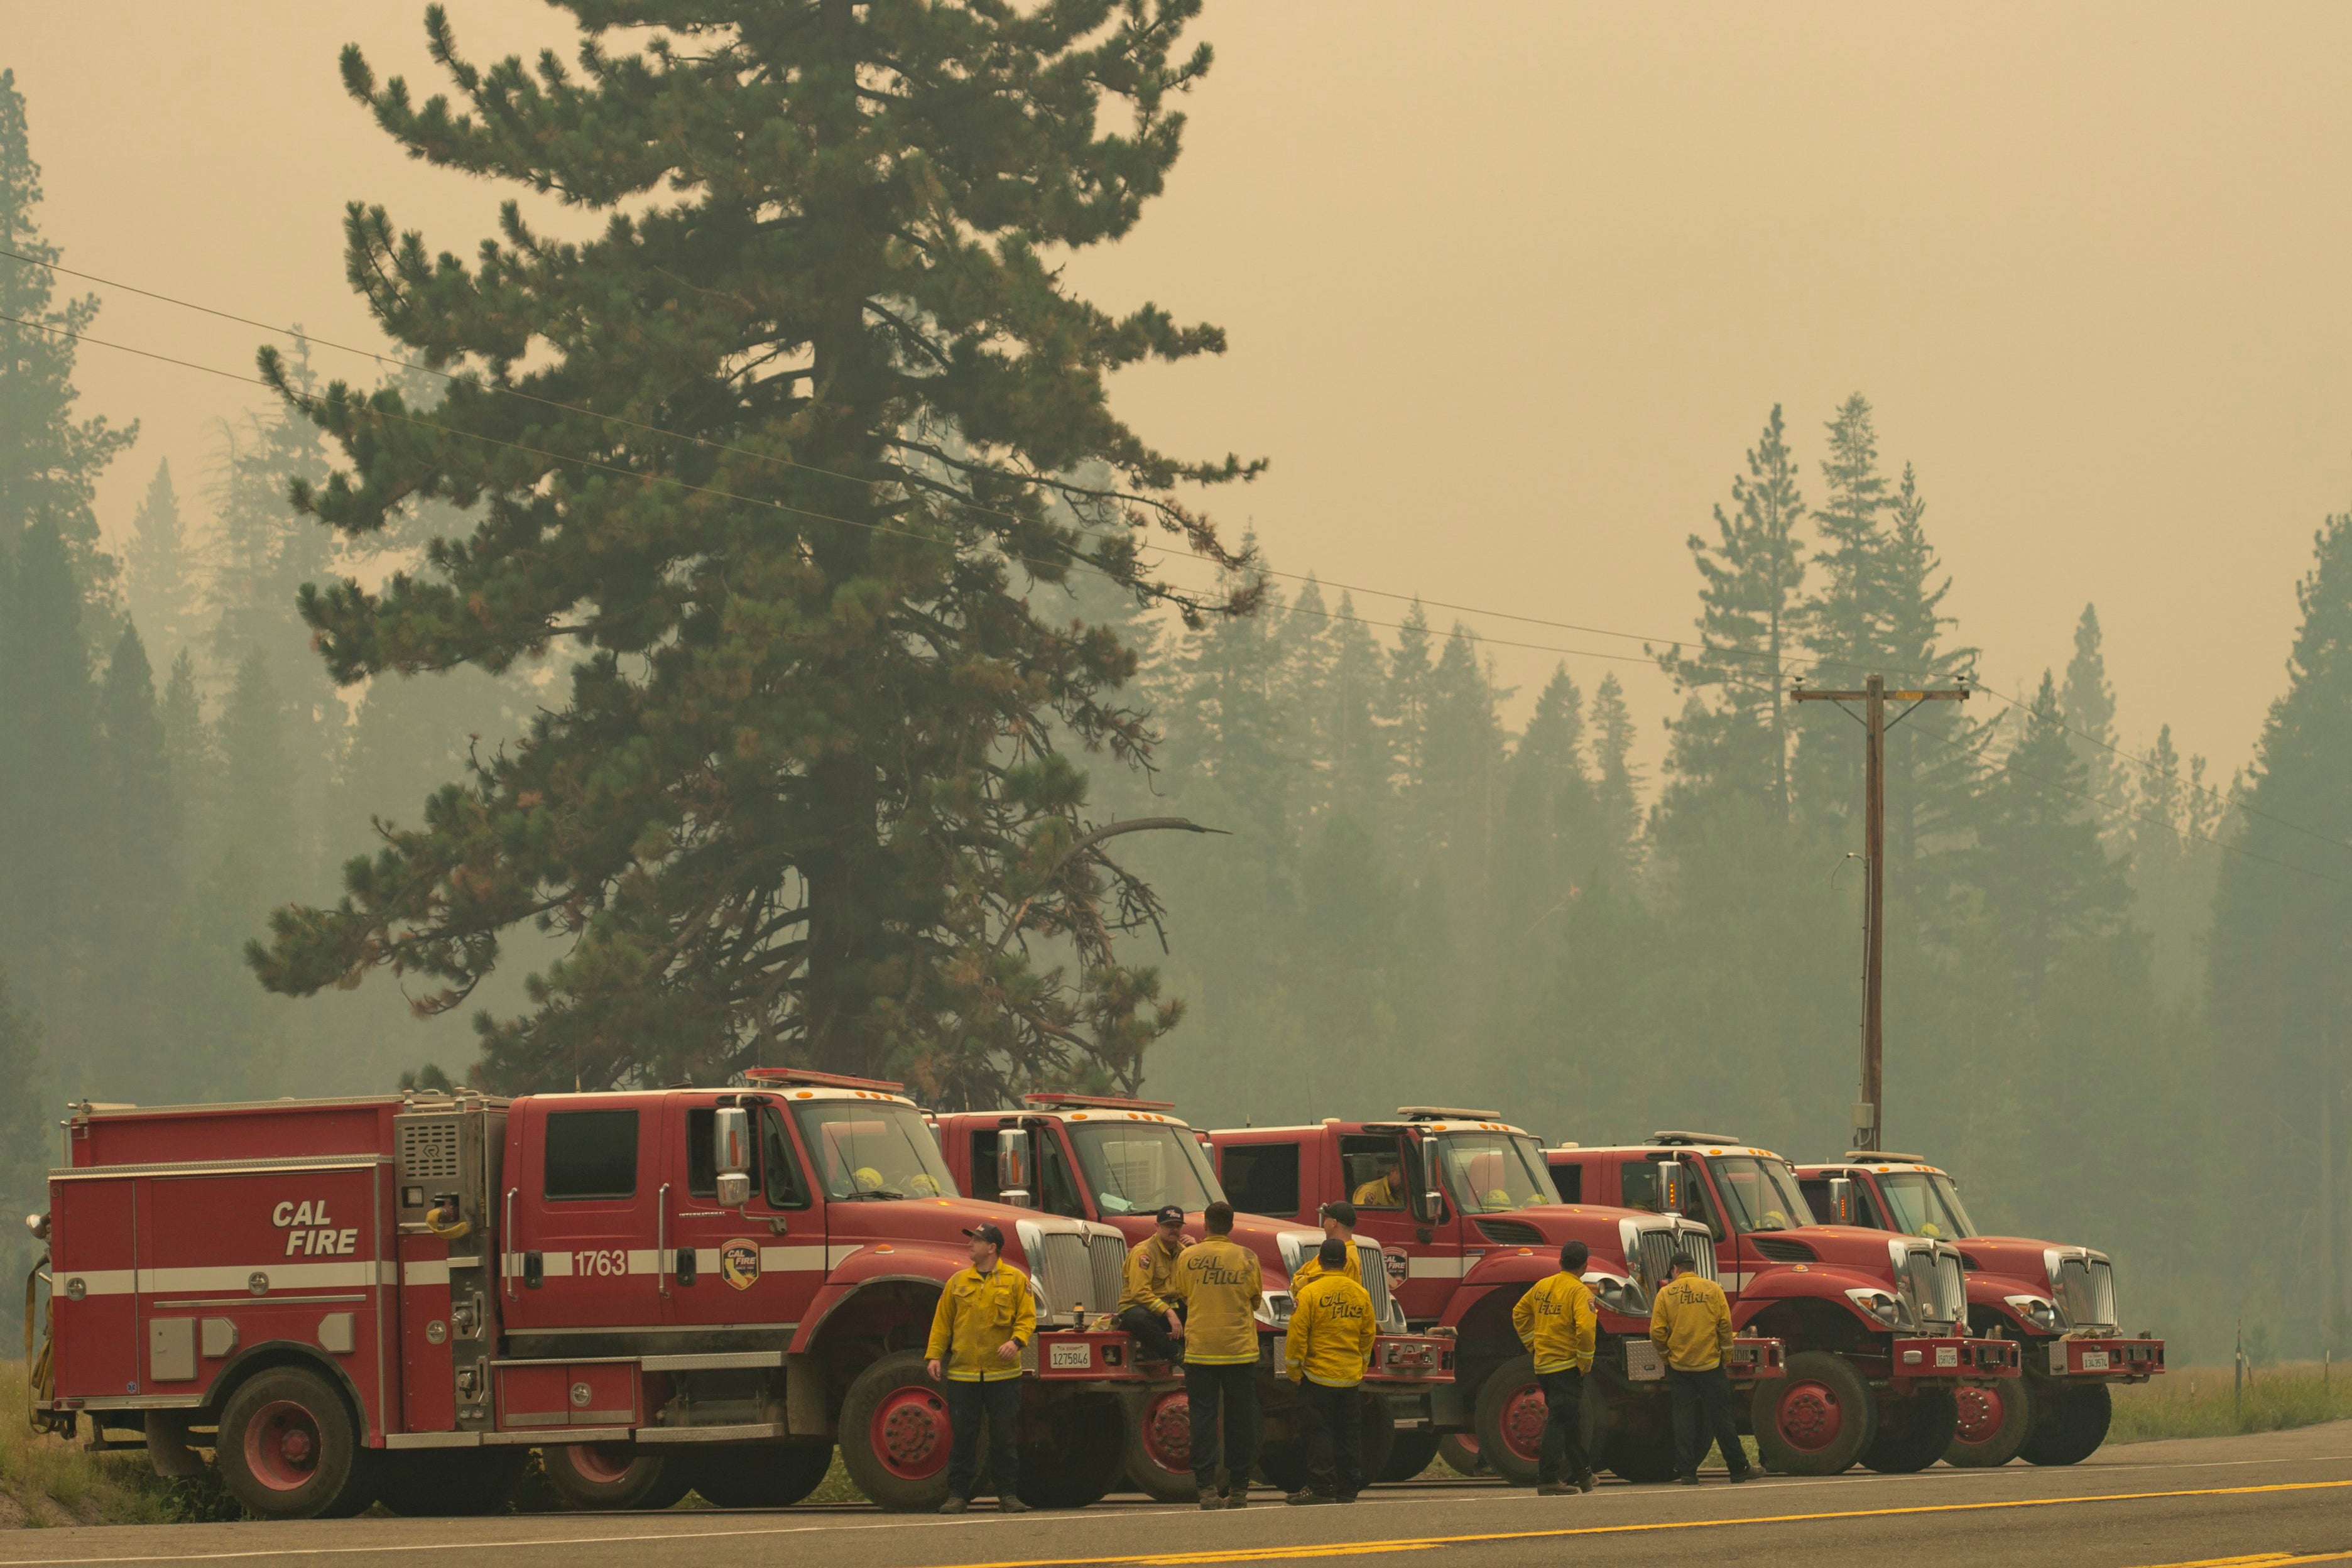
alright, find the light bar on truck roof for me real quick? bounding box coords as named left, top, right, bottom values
left=1021, top=1092, right=1179, bottom=1113
left=1844, top=1150, right=1930, bottom=1163
left=741, top=1067, right=906, bottom=1094
left=1647, top=1130, right=1743, bottom=1146
left=1398, top=1106, right=1502, bottom=1122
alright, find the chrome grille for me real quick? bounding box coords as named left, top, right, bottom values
left=2050, top=1250, right=2118, bottom=1331
left=1896, top=1243, right=1964, bottom=1329
left=1356, top=1239, right=1402, bottom=1331
left=1627, top=1219, right=1716, bottom=1292
left=1087, top=1232, right=1126, bottom=1314
left=1032, top=1231, right=1096, bottom=1317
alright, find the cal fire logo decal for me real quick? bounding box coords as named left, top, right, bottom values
left=721, top=1239, right=761, bottom=1291
left=1385, top=1250, right=1409, bottom=1289
left=272, top=1199, right=359, bottom=1256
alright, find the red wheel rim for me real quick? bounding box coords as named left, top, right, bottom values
left=1453, top=1432, right=1481, bottom=1455
left=1141, top=1389, right=1192, bottom=1473
left=1498, top=1381, right=1549, bottom=1464
left=1773, top=1379, right=1845, bottom=1452
left=872, top=1385, right=952, bottom=1480
left=1953, top=1384, right=2008, bottom=1446
left=561, top=1442, right=640, bottom=1486
left=243, top=1399, right=323, bottom=1492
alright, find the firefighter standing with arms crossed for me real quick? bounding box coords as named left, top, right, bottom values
left=925, top=1222, right=1037, bottom=1513
left=1283, top=1236, right=1377, bottom=1505
left=1117, top=1204, right=1191, bottom=1364
left=1170, top=1200, right=1264, bottom=1508
left=1513, top=1239, right=1598, bottom=1495
left=1649, top=1250, right=1755, bottom=1484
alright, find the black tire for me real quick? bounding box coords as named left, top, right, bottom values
left=1380, top=1429, right=1441, bottom=1483
left=1018, top=1395, right=1124, bottom=1509
left=689, top=1443, right=834, bottom=1508
left=1606, top=1409, right=1680, bottom=1484
left=2020, top=1381, right=2111, bottom=1467
left=1256, top=1438, right=1309, bottom=1493
left=1438, top=1432, right=1487, bottom=1477
left=1471, top=1355, right=1606, bottom=1488
left=216, top=1366, right=380, bottom=1520
left=1861, top=1389, right=1956, bottom=1474
left=540, top=1442, right=691, bottom=1511
left=1751, top=1351, right=1877, bottom=1476
left=376, top=1447, right=528, bottom=1516
left=838, top=1350, right=969, bottom=1511
left=1356, top=1391, right=1395, bottom=1486
left=1945, top=1376, right=2036, bottom=1467
left=1123, top=1385, right=1197, bottom=1502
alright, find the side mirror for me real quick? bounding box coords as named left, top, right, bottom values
left=1657, top=1161, right=1685, bottom=1216
left=996, top=1128, right=1035, bottom=1208
left=1827, top=1177, right=1858, bottom=1226
left=713, top=1106, right=752, bottom=1207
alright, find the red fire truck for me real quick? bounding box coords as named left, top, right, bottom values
left=930, top=1094, right=1454, bottom=1500
left=28, top=1073, right=1181, bottom=1519
left=1206, top=1109, right=1785, bottom=1486
left=1546, top=1135, right=2020, bottom=1476
left=1794, top=1153, right=2163, bottom=1467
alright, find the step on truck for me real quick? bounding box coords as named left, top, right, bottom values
left=930, top=1093, right=1455, bottom=1500
left=1206, top=1109, right=1785, bottom=1487
left=28, top=1071, right=1179, bottom=1518
left=1547, top=1134, right=2020, bottom=1476
left=1794, top=1153, right=2163, bottom=1468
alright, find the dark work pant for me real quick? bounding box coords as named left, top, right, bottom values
left=1667, top=1364, right=1749, bottom=1478
left=1296, top=1379, right=1364, bottom=1498
left=1538, top=1369, right=1591, bottom=1485
left=944, top=1376, right=1023, bottom=1500
left=1120, top=1302, right=1184, bottom=1364
left=1184, top=1363, right=1259, bottom=1496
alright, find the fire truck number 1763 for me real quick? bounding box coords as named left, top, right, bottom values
left=576, top=1249, right=629, bottom=1277
left=269, top=1200, right=359, bottom=1257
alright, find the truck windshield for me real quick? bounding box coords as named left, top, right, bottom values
left=793, top=1101, right=957, bottom=1201
left=1876, top=1171, right=1978, bottom=1239
left=1434, top=1133, right=1560, bottom=1214
left=1707, top=1156, right=1814, bottom=1233
left=1067, top=1123, right=1222, bottom=1216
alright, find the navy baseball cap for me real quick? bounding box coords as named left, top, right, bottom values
left=1153, top=1205, right=1186, bottom=1226
left=963, top=1222, right=1006, bottom=1246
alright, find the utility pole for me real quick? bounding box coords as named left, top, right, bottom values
left=1790, top=672, right=1971, bottom=1151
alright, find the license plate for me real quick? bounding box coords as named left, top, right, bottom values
left=2081, top=1350, right=2110, bottom=1371
left=1623, top=1342, right=1662, bottom=1381
left=1934, top=1346, right=1958, bottom=1368
left=1048, top=1342, right=1092, bottom=1370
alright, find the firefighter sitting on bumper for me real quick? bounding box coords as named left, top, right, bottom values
left=1285, top=1236, right=1377, bottom=1505
left=925, top=1222, right=1037, bottom=1513
left=1171, top=1200, right=1265, bottom=1509
left=1291, top=1200, right=1363, bottom=1288
left=1650, top=1250, right=1754, bottom=1485
left=1513, top=1239, right=1598, bottom=1495
left=1118, top=1204, right=1191, bottom=1363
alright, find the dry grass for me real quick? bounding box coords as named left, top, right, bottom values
left=2110, top=1361, right=2352, bottom=1443
left=0, top=1363, right=188, bottom=1527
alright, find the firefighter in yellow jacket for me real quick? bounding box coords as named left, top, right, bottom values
left=1649, top=1250, right=1753, bottom=1484
left=925, top=1222, right=1037, bottom=1513
left=1284, top=1237, right=1376, bottom=1504
left=1170, top=1200, right=1263, bottom=1508
left=1290, top=1200, right=1364, bottom=1288
left=1118, top=1204, right=1192, bottom=1363
left=1511, top=1239, right=1598, bottom=1494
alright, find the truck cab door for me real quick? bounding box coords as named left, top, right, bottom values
left=501, top=1100, right=662, bottom=1332
left=1336, top=1131, right=1459, bottom=1322
left=662, top=1096, right=821, bottom=1333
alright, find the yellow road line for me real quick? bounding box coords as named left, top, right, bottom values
left=2130, top=1556, right=2352, bottom=1568
left=931, top=1478, right=2352, bottom=1568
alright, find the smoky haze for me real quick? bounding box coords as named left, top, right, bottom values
left=4, top=2, right=2352, bottom=1368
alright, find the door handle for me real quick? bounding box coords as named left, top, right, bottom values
left=658, top=1183, right=672, bottom=1298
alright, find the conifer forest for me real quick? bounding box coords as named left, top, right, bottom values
left=4, top=8, right=2352, bottom=1376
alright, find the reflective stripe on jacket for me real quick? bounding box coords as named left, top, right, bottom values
left=1287, top=1272, right=1376, bottom=1387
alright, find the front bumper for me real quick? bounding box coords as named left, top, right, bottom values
left=1892, top=1335, right=2020, bottom=1385
left=1620, top=1336, right=1786, bottom=1386
left=1030, top=1329, right=1180, bottom=1383
left=2045, top=1335, right=2165, bottom=1381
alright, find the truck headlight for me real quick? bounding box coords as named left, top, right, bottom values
left=1845, top=1288, right=1904, bottom=1328
left=1583, top=1273, right=1645, bottom=1316
left=2003, top=1294, right=2062, bottom=1332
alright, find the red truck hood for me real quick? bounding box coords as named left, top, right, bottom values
left=1734, top=1224, right=1916, bottom=1296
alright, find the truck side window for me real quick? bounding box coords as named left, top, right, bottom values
left=760, top=1108, right=810, bottom=1209
left=1035, top=1131, right=1085, bottom=1219
left=1552, top=1161, right=1582, bottom=1203
left=545, top=1109, right=638, bottom=1200
left=1221, top=1143, right=1300, bottom=1219
left=1339, top=1135, right=1408, bottom=1209
left=967, top=1130, right=1002, bottom=1202
left=1621, top=1162, right=1660, bottom=1212
left=1798, top=1177, right=1831, bottom=1222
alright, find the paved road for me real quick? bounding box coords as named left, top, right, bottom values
left=8, top=1424, right=2352, bottom=1567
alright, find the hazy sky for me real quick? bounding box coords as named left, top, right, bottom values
left=14, top=1, right=2352, bottom=797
